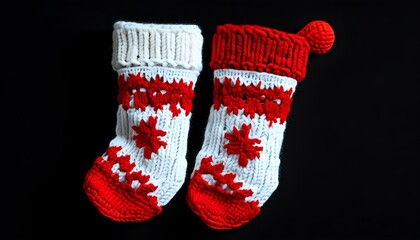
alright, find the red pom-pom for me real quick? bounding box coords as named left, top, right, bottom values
left=297, top=20, right=335, bottom=54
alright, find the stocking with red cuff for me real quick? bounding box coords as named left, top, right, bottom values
left=186, top=20, right=335, bottom=230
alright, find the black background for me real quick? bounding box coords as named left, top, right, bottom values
left=6, top=0, right=418, bottom=239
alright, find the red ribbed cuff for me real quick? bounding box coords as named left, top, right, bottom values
left=210, top=21, right=334, bottom=82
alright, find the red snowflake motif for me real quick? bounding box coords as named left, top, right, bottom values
left=223, top=124, right=263, bottom=167
left=132, top=116, right=167, bottom=159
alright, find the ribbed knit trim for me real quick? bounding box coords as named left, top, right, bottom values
left=112, top=21, right=203, bottom=71
left=210, top=24, right=311, bottom=81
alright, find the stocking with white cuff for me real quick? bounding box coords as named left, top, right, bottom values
left=84, top=21, right=203, bottom=222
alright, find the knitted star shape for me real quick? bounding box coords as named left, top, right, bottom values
left=132, top=116, right=167, bottom=159
left=223, top=124, right=263, bottom=167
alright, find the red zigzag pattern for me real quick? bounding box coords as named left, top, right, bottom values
left=118, top=73, right=195, bottom=117
left=213, top=77, right=294, bottom=125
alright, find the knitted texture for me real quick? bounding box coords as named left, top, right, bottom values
left=112, top=21, right=203, bottom=71
left=210, top=21, right=334, bottom=81
left=84, top=21, right=203, bottom=222
left=187, top=20, right=335, bottom=230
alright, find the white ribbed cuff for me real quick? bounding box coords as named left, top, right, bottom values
left=112, top=21, right=203, bottom=72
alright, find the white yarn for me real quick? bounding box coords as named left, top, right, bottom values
left=118, top=66, right=199, bottom=86
left=112, top=21, right=203, bottom=72
left=214, top=69, right=297, bottom=90
left=193, top=69, right=297, bottom=206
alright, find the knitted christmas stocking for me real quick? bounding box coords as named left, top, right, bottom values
left=84, top=21, right=203, bottom=222
left=186, top=20, right=335, bottom=229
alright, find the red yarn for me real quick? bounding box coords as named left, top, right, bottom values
left=84, top=146, right=162, bottom=222
left=210, top=24, right=311, bottom=81
left=213, top=77, right=294, bottom=126
left=297, top=20, right=335, bottom=54
left=132, top=116, right=167, bottom=159
left=118, top=73, right=195, bottom=117
left=186, top=156, right=260, bottom=230
left=210, top=21, right=335, bottom=81
left=224, top=124, right=263, bottom=167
